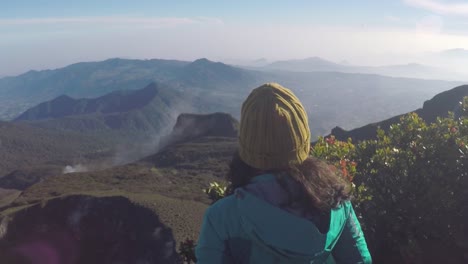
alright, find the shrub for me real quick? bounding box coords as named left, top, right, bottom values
left=178, top=239, right=197, bottom=264
left=203, top=181, right=227, bottom=203
left=354, top=102, right=468, bottom=262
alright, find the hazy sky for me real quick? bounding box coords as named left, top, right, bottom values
left=1, top=0, right=468, bottom=76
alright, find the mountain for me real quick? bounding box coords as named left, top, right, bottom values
left=0, top=82, right=204, bottom=194
left=1, top=58, right=463, bottom=139
left=331, top=85, right=468, bottom=141
left=265, top=57, right=346, bottom=72
left=1, top=116, right=239, bottom=247
left=0, top=58, right=257, bottom=120
left=160, top=112, right=238, bottom=148
left=15, top=82, right=180, bottom=121
left=175, top=58, right=258, bottom=91
left=1, top=112, right=238, bottom=193
left=15, top=82, right=195, bottom=142
left=221, top=58, right=270, bottom=67
left=262, top=57, right=467, bottom=81
left=0, top=113, right=238, bottom=256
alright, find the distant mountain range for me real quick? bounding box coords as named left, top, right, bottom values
left=260, top=57, right=468, bottom=81
left=0, top=58, right=258, bottom=120
left=1, top=58, right=463, bottom=139
left=331, top=85, right=468, bottom=141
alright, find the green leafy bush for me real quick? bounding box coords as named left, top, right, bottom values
left=311, top=135, right=372, bottom=205
left=354, top=106, right=468, bottom=263
left=203, top=181, right=227, bottom=203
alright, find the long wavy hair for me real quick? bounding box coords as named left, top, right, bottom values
left=226, top=151, right=351, bottom=212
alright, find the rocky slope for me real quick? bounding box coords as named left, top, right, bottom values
left=160, top=112, right=238, bottom=148
left=0, top=195, right=179, bottom=264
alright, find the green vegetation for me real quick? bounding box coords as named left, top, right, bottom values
left=179, top=239, right=197, bottom=264
left=354, top=100, right=468, bottom=263
left=203, top=182, right=227, bottom=203
left=0, top=121, right=112, bottom=177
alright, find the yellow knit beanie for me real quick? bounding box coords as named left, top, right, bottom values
left=239, top=83, right=311, bottom=170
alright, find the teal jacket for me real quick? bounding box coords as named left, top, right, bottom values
left=196, top=174, right=371, bottom=263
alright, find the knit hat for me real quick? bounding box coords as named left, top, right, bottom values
left=239, top=83, right=311, bottom=170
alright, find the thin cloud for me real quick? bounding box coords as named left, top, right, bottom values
left=404, top=0, right=468, bottom=15
left=0, top=16, right=221, bottom=27
left=385, top=15, right=403, bottom=22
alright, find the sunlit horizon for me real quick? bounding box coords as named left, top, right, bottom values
left=2, top=0, right=468, bottom=77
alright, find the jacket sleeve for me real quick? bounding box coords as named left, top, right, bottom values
left=195, top=206, right=232, bottom=264
left=332, top=201, right=372, bottom=264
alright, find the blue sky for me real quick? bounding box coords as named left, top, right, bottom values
left=1, top=0, right=468, bottom=76
left=0, top=1, right=434, bottom=26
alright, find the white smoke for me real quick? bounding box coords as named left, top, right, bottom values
left=63, top=164, right=88, bottom=174
left=111, top=97, right=198, bottom=166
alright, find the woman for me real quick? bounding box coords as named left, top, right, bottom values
left=195, top=83, right=371, bottom=263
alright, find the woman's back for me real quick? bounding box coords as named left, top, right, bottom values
left=196, top=174, right=371, bottom=263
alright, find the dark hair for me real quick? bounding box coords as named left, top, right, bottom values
left=226, top=151, right=351, bottom=212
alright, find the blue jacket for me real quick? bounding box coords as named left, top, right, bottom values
left=196, top=174, right=371, bottom=263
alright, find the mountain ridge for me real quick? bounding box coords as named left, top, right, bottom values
left=331, top=84, right=468, bottom=141
left=1, top=57, right=463, bottom=140
left=15, top=82, right=175, bottom=121
left=261, top=57, right=468, bottom=81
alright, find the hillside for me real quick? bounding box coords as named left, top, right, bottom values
left=2, top=136, right=236, bottom=248
left=0, top=111, right=239, bottom=254
left=331, top=85, right=468, bottom=141
left=15, top=82, right=197, bottom=146
left=16, top=82, right=185, bottom=120
left=0, top=82, right=204, bottom=188
left=15, top=82, right=181, bottom=121
left=0, top=121, right=111, bottom=178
